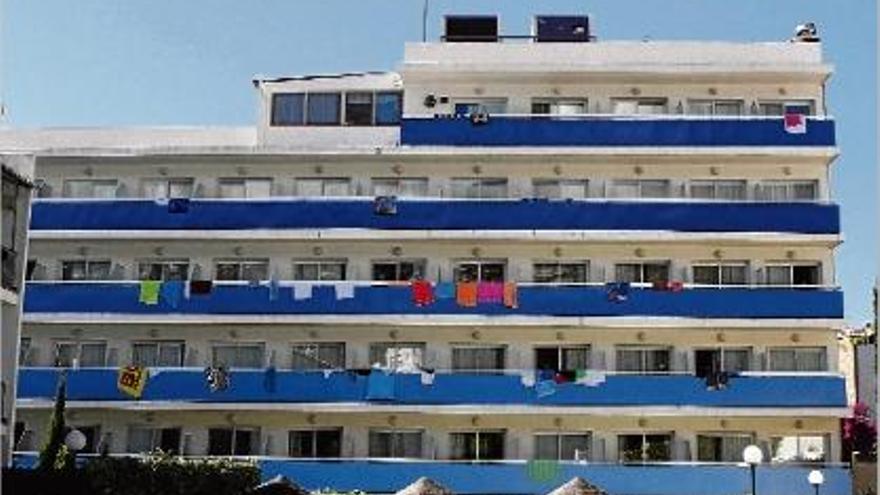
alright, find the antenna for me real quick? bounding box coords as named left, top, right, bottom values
left=421, top=0, right=429, bottom=42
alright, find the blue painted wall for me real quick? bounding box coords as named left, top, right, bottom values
left=400, top=116, right=836, bottom=147
left=17, top=369, right=847, bottom=408
left=22, top=283, right=844, bottom=319
left=29, top=199, right=840, bottom=234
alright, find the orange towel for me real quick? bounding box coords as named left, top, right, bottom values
left=503, top=282, right=518, bottom=309
left=456, top=282, right=478, bottom=307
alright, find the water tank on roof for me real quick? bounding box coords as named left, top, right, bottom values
left=534, top=15, right=590, bottom=42
left=444, top=15, right=499, bottom=42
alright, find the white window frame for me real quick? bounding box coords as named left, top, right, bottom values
left=451, top=344, right=506, bottom=372
left=288, top=428, right=343, bottom=458
left=60, top=259, right=113, bottom=281
left=764, top=262, right=822, bottom=287
left=770, top=434, right=829, bottom=463
left=127, top=426, right=182, bottom=454
left=210, top=342, right=266, bottom=369
left=533, top=432, right=592, bottom=461
left=608, top=179, right=671, bottom=199
left=453, top=259, right=507, bottom=282
left=368, top=342, right=426, bottom=369
left=691, top=261, right=749, bottom=287
left=531, top=98, right=588, bottom=116
left=687, top=99, right=745, bottom=116
left=689, top=180, right=748, bottom=200
left=534, top=345, right=592, bottom=372
left=614, top=261, right=671, bottom=284
left=62, top=179, right=119, bottom=199
left=532, top=179, right=589, bottom=199
left=755, top=180, right=819, bottom=201
left=137, top=259, right=190, bottom=281
left=693, top=347, right=753, bottom=374
left=141, top=177, right=195, bottom=199
left=54, top=340, right=107, bottom=368
left=611, top=98, right=668, bottom=115
left=370, top=177, right=429, bottom=197
left=615, top=345, right=672, bottom=374
left=448, top=430, right=506, bottom=461
left=131, top=340, right=185, bottom=367
left=213, top=258, right=270, bottom=282
left=371, top=259, right=428, bottom=282
left=767, top=346, right=828, bottom=372
left=217, top=177, right=273, bottom=198
left=290, top=342, right=346, bottom=370
left=617, top=432, right=674, bottom=462
left=295, top=177, right=352, bottom=197
left=368, top=428, right=424, bottom=458
left=532, top=260, right=590, bottom=284
left=292, top=259, right=347, bottom=281
left=695, top=432, right=755, bottom=462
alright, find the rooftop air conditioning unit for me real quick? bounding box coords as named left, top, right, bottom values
left=534, top=15, right=590, bottom=42
left=444, top=15, right=499, bottom=42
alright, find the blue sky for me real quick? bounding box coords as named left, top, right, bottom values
left=2, top=0, right=876, bottom=324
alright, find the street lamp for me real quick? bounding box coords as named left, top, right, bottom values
left=64, top=428, right=86, bottom=462
left=743, top=444, right=764, bottom=495
left=808, top=470, right=824, bottom=495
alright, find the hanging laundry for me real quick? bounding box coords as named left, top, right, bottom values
left=292, top=282, right=314, bottom=301
left=535, top=379, right=557, bottom=398
left=503, top=282, right=518, bottom=308
left=322, top=369, right=334, bottom=379
left=204, top=366, right=230, bottom=392
left=167, top=197, right=190, bottom=214
left=435, top=282, right=455, bottom=300
left=652, top=280, right=669, bottom=291
left=784, top=111, right=807, bottom=134
left=554, top=370, right=576, bottom=384
left=263, top=365, right=277, bottom=393
left=117, top=366, right=148, bottom=399
left=575, top=369, right=606, bottom=387
left=667, top=280, right=684, bottom=292
left=189, top=280, right=213, bottom=296
left=477, top=282, right=504, bottom=304
left=456, top=282, right=478, bottom=307
left=160, top=280, right=184, bottom=309
left=605, top=282, right=630, bottom=303
left=411, top=279, right=435, bottom=306
left=373, top=196, right=398, bottom=215
left=268, top=276, right=280, bottom=301
left=335, top=282, right=356, bottom=300
left=420, top=367, right=436, bottom=386
left=366, top=369, right=396, bottom=400
left=520, top=370, right=536, bottom=388
left=139, top=280, right=161, bottom=305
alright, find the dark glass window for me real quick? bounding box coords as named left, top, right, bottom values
left=271, top=93, right=305, bottom=126
left=345, top=92, right=374, bottom=126
left=307, top=93, right=341, bottom=125
left=375, top=92, right=403, bottom=125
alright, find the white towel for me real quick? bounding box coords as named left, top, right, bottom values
left=335, top=282, right=356, bottom=300
left=520, top=370, right=536, bottom=388
left=420, top=371, right=435, bottom=386
left=292, top=282, right=314, bottom=300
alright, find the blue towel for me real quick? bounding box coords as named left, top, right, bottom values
left=268, top=277, right=280, bottom=301
left=168, top=198, right=190, bottom=214
left=160, top=280, right=184, bottom=308
left=606, top=282, right=631, bottom=303
left=535, top=379, right=557, bottom=398
left=435, top=282, right=455, bottom=299
left=366, top=370, right=396, bottom=401
left=263, top=366, right=277, bottom=393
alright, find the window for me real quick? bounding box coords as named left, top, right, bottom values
left=758, top=100, right=815, bottom=116
left=375, top=91, right=403, bottom=125
left=55, top=341, right=106, bottom=367
left=618, top=433, right=672, bottom=462
left=218, top=178, right=272, bottom=198
left=697, top=433, right=754, bottom=462
left=534, top=433, right=591, bottom=461
left=289, top=429, right=342, bottom=458
left=132, top=341, right=185, bottom=367
left=452, top=346, right=505, bottom=371
left=369, top=342, right=425, bottom=369
left=609, top=180, right=670, bottom=199
left=453, top=99, right=507, bottom=116
left=688, top=100, right=744, bottom=116
left=616, top=347, right=671, bottom=373
left=371, top=177, right=429, bottom=197
left=694, top=348, right=751, bottom=377
left=295, top=178, right=351, bottom=197
left=765, top=263, right=821, bottom=286
left=61, top=260, right=112, bottom=281
left=768, top=347, right=827, bottom=372
left=62, top=179, right=118, bottom=199
left=138, top=260, right=189, bottom=281
left=534, top=346, right=591, bottom=373
left=755, top=181, right=819, bottom=201
left=615, top=262, right=670, bottom=284
left=449, top=431, right=505, bottom=460
left=450, top=178, right=508, bottom=199
left=533, top=262, right=589, bottom=284
left=532, top=179, right=589, bottom=199
left=19, top=337, right=31, bottom=366
left=531, top=99, right=587, bottom=116
left=293, top=260, right=347, bottom=281
left=128, top=426, right=182, bottom=454
left=371, top=259, right=426, bottom=282
left=692, top=262, right=748, bottom=286
left=453, top=260, right=506, bottom=282
left=345, top=92, right=374, bottom=126
left=291, top=343, right=346, bottom=370
left=689, top=180, right=747, bottom=200
left=369, top=429, right=423, bottom=458
left=214, top=259, right=270, bottom=282
left=771, top=435, right=827, bottom=463
left=271, top=93, right=306, bottom=126
left=612, top=99, right=667, bottom=115
left=211, top=343, right=265, bottom=369
left=208, top=427, right=257, bottom=456
left=71, top=425, right=101, bottom=454
left=142, top=178, right=194, bottom=199
left=307, top=93, right=342, bottom=125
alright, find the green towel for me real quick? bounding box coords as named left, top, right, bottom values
left=139, top=280, right=161, bottom=305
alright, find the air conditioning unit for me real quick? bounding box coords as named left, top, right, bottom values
left=534, top=15, right=590, bottom=43
left=444, top=15, right=498, bottom=42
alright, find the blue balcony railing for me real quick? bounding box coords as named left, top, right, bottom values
left=11, top=454, right=852, bottom=495
left=29, top=198, right=840, bottom=234
left=22, top=282, right=844, bottom=319
left=17, top=368, right=846, bottom=408
left=400, top=115, right=836, bottom=147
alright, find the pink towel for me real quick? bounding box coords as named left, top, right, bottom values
left=477, top=282, right=504, bottom=303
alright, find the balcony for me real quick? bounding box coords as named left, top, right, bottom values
left=399, top=115, right=836, bottom=147
left=22, top=282, right=843, bottom=319
left=17, top=368, right=846, bottom=409
left=29, top=198, right=840, bottom=235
